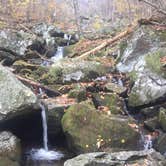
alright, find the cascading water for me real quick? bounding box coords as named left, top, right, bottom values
left=29, top=89, right=64, bottom=161
left=51, top=46, right=64, bottom=62
left=64, top=33, right=72, bottom=46
left=40, top=103, right=48, bottom=151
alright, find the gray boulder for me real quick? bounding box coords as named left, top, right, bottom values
left=0, top=131, right=21, bottom=166
left=62, top=101, right=140, bottom=154
left=117, top=25, right=166, bottom=73
left=128, top=70, right=166, bottom=107
left=64, top=149, right=166, bottom=166
left=49, top=59, right=111, bottom=83
left=0, top=65, right=38, bottom=121
left=0, top=30, right=33, bottom=56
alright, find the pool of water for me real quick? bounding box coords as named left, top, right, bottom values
left=21, top=141, right=74, bottom=166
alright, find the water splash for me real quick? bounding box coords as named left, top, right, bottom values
left=30, top=148, right=64, bottom=161
left=29, top=88, right=64, bottom=161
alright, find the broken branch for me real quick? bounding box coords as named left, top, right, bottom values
left=76, top=24, right=137, bottom=60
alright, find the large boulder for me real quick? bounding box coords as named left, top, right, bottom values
left=128, top=70, right=166, bottom=107
left=49, top=59, right=111, bottom=83
left=0, top=131, right=21, bottom=166
left=0, top=65, right=38, bottom=121
left=117, top=25, right=166, bottom=73
left=0, top=30, right=33, bottom=56
left=64, top=149, right=166, bottom=166
left=62, top=101, right=140, bottom=154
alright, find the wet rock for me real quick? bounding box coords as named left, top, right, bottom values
left=49, top=59, right=111, bottom=83
left=62, top=101, right=140, bottom=154
left=92, top=93, right=123, bottom=115
left=0, top=65, right=38, bottom=121
left=64, top=149, right=166, bottom=166
left=0, top=131, right=21, bottom=166
left=43, top=96, right=76, bottom=139
left=144, top=117, right=159, bottom=131
left=158, top=108, right=166, bottom=132
left=128, top=70, right=166, bottom=107
left=154, top=133, right=166, bottom=155
left=141, top=106, right=160, bottom=118
left=0, top=50, right=18, bottom=66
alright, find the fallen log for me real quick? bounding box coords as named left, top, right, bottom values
left=76, top=24, right=138, bottom=60
left=16, top=75, right=61, bottom=97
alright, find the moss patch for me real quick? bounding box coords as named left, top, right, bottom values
left=62, top=101, right=140, bottom=154
left=145, top=49, right=166, bottom=78
left=158, top=108, right=166, bottom=132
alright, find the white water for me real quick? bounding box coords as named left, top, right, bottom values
left=51, top=46, right=64, bottom=62
left=64, top=33, right=72, bottom=46
left=40, top=103, right=48, bottom=151
left=29, top=88, right=64, bottom=161
left=30, top=148, right=64, bottom=161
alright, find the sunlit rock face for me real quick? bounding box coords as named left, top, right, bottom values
left=0, top=64, right=38, bottom=121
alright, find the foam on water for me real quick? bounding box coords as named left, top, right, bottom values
left=30, top=148, right=64, bottom=161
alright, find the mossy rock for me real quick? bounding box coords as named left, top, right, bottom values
left=145, top=49, right=166, bottom=78
left=68, top=86, right=87, bottom=102
left=49, top=59, right=111, bottom=83
left=62, top=101, right=140, bottom=154
left=92, top=93, right=123, bottom=115
left=158, top=108, right=166, bottom=132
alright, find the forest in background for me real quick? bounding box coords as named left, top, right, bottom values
left=0, top=0, right=166, bottom=34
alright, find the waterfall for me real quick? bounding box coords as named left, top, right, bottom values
left=40, top=103, right=48, bottom=151
left=51, top=46, right=64, bottom=62
left=64, top=33, right=72, bottom=46
left=29, top=88, right=64, bottom=161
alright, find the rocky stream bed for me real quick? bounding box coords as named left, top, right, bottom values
left=0, top=22, right=166, bottom=166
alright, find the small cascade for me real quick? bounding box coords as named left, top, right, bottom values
left=51, top=46, right=64, bottom=62
left=28, top=88, right=64, bottom=161
left=141, top=134, right=153, bottom=150
left=40, top=103, right=48, bottom=151
left=64, top=33, right=72, bottom=46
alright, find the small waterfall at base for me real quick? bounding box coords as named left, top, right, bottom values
left=51, top=46, right=64, bottom=62
left=40, top=103, right=48, bottom=151
left=64, top=33, right=72, bottom=46
left=29, top=89, right=64, bottom=161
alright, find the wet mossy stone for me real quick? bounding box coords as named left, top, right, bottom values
left=62, top=101, right=140, bottom=154
left=49, top=59, right=111, bottom=83
left=92, top=93, right=123, bottom=115
left=68, top=87, right=87, bottom=102
left=158, top=108, right=166, bottom=132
